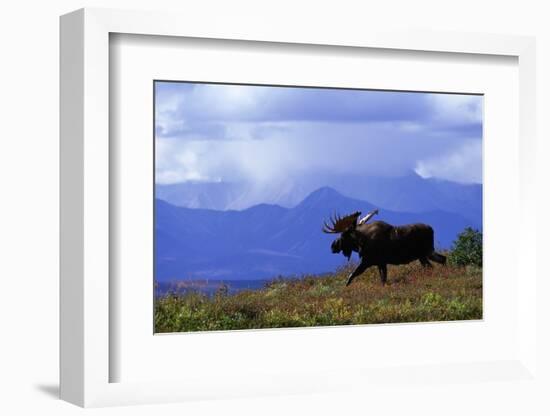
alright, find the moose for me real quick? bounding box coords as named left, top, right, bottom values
left=323, top=210, right=446, bottom=286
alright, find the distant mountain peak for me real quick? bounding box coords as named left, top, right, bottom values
left=296, top=187, right=346, bottom=208
left=304, top=186, right=342, bottom=200
left=296, top=187, right=378, bottom=215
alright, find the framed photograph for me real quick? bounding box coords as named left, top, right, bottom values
left=152, top=80, right=483, bottom=334
left=60, top=8, right=539, bottom=408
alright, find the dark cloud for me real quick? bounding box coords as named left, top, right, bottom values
left=154, top=82, right=483, bottom=187
left=155, top=82, right=442, bottom=130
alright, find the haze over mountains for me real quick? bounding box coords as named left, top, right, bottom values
left=155, top=178, right=481, bottom=281
left=156, top=172, right=482, bottom=226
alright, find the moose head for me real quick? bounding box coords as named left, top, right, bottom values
left=322, top=210, right=379, bottom=260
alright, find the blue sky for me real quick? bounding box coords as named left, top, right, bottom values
left=155, top=81, right=483, bottom=187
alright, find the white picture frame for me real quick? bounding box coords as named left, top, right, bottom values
left=60, top=7, right=539, bottom=408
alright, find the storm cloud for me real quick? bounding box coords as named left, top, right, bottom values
left=155, top=82, right=483, bottom=187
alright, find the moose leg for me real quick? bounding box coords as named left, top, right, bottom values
left=419, top=257, right=433, bottom=268
left=428, top=252, right=446, bottom=265
left=378, top=264, right=388, bottom=285
left=346, top=260, right=370, bottom=286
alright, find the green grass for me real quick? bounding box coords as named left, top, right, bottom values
left=154, top=263, right=482, bottom=333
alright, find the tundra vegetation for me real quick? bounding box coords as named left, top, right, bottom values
left=155, top=228, right=482, bottom=333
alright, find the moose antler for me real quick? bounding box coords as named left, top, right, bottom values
left=322, top=211, right=361, bottom=234
left=358, top=209, right=379, bottom=225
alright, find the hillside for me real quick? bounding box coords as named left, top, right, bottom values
left=155, top=187, right=475, bottom=281
left=154, top=262, right=483, bottom=332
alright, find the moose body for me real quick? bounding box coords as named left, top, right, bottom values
left=324, top=210, right=446, bottom=286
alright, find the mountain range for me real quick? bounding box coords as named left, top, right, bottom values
left=156, top=172, right=482, bottom=226
left=155, top=186, right=479, bottom=281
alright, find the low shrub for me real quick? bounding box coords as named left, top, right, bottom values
left=448, top=227, right=483, bottom=267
